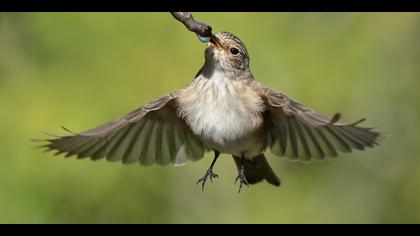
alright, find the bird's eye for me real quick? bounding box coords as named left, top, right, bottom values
left=230, top=48, right=239, bottom=55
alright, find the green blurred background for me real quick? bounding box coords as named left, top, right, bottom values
left=0, top=13, right=419, bottom=223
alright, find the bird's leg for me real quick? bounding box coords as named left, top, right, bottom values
left=196, top=151, right=220, bottom=191
left=234, top=155, right=249, bottom=193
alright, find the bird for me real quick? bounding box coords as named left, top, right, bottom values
left=37, top=31, right=380, bottom=192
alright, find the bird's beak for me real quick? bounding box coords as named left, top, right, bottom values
left=210, top=35, right=223, bottom=50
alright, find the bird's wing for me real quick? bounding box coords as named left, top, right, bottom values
left=251, top=81, right=380, bottom=161
left=39, top=90, right=208, bottom=166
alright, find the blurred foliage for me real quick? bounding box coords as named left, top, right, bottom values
left=0, top=13, right=420, bottom=223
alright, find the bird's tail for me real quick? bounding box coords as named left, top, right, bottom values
left=233, top=154, right=281, bottom=187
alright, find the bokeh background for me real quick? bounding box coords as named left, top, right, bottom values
left=0, top=13, right=419, bottom=223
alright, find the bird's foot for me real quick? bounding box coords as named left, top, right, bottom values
left=196, top=168, right=218, bottom=191
left=234, top=168, right=249, bottom=193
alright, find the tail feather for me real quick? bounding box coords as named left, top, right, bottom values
left=233, top=154, right=281, bottom=187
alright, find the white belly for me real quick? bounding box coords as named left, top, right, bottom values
left=177, top=73, right=266, bottom=158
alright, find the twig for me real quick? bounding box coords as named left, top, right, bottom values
left=170, top=12, right=213, bottom=38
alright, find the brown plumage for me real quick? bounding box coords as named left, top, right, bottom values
left=37, top=31, right=380, bottom=192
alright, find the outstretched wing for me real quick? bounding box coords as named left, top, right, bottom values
left=38, top=91, right=208, bottom=166
left=252, top=81, right=380, bottom=161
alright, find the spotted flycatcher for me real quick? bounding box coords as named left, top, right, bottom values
left=39, top=32, right=380, bottom=192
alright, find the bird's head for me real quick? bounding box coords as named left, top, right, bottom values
left=204, top=31, right=250, bottom=74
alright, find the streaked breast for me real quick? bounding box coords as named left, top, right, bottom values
left=177, top=72, right=265, bottom=146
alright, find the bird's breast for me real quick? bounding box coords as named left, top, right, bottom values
left=177, top=73, right=265, bottom=151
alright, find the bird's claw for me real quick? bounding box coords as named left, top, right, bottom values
left=234, top=168, right=249, bottom=193
left=196, top=169, right=218, bottom=191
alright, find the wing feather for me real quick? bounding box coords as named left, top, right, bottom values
left=38, top=91, right=208, bottom=166
left=251, top=81, right=380, bottom=161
